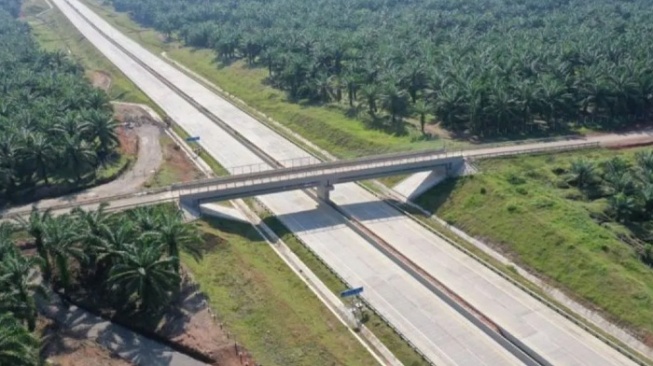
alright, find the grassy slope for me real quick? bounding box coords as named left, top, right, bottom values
left=22, top=0, right=158, bottom=110
left=416, top=148, right=653, bottom=339
left=183, top=219, right=376, bottom=366
left=79, top=0, right=464, bottom=158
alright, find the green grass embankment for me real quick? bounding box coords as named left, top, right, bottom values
left=182, top=219, right=377, bottom=366
left=416, top=148, right=653, bottom=340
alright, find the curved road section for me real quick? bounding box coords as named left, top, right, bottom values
left=54, top=0, right=644, bottom=364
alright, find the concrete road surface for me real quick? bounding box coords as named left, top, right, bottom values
left=54, top=0, right=645, bottom=364
left=52, top=0, right=525, bottom=364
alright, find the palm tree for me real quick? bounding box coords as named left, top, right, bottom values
left=82, top=110, right=119, bottom=162
left=603, top=156, right=629, bottom=177
left=608, top=193, right=636, bottom=223
left=0, top=223, right=15, bottom=260
left=42, top=215, right=85, bottom=289
left=0, top=135, right=21, bottom=196
left=22, top=132, right=54, bottom=185
left=0, top=251, right=44, bottom=331
left=107, top=239, right=180, bottom=311
left=61, top=132, right=96, bottom=182
left=0, top=313, right=39, bottom=366
left=153, top=209, right=203, bottom=272
left=569, top=159, right=596, bottom=189
left=85, top=89, right=111, bottom=110
left=73, top=202, right=114, bottom=239
left=129, top=206, right=159, bottom=232
left=639, top=183, right=653, bottom=217
left=379, top=83, right=410, bottom=128
left=635, top=150, right=653, bottom=173
left=604, top=171, right=634, bottom=196
left=412, top=99, right=430, bottom=135
left=359, top=83, right=380, bottom=117
left=73, top=203, right=116, bottom=279
left=16, top=208, right=52, bottom=276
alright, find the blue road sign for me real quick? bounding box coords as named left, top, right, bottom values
left=186, top=136, right=201, bottom=142
left=340, top=287, right=364, bottom=298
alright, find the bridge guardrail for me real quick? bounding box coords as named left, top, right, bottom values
left=466, top=141, right=600, bottom=159
left=1, top=186, right=174, bottom=218
left=172, top=148, right=453, bottom=191
left=2, top=141, right=601, bottom=218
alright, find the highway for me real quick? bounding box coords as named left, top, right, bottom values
left=53, top=0, right=646, bottom=364
left=51, top=0, right=525, bottom=364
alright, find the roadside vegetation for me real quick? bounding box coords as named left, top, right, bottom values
left=21, top=0, right=155, bottom=108
left=1, top=203, right=203, bottom=365
left=185, top=218, right=378, bottom=366
left=104, top=0, right=652, bottom=143
left=416, top=148, right=653, bottom=342
left=0, top=0, right=123, bottom=204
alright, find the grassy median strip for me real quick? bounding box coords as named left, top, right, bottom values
left=258, top=211, right=429, bottom=366
left=182, top=218, right=377, bottom=366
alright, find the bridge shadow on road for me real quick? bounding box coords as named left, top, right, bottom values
left=263, top=198, right=414, bottom=235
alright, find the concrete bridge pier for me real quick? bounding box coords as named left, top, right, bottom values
left=317, top=180, right=334, bottom=202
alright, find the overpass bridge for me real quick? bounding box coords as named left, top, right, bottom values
left=2, top=141, right=598, bottom=220
left=175, top=148, right=462, bottom=205
left=1, top=147, right=461, bottom=219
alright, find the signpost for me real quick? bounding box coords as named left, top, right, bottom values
left=186, top=136, right=201, bottom=142
left=340, top=287, right=365, bottom=329
left=340, top=286, right=363, bottom=298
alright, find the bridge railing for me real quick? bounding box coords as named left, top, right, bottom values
left=466, top=141, right=599, bottom=159
left=3, top=140, right=602, bottom=217
left=173, top=148, right=454, bottom=192
left=1, top=186, right=175, bottom=218
left=173, top=141, right=599, bottom=197
left=173, top=149, right=460, bottom=195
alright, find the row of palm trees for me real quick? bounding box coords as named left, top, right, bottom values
left=0, top=8, right=120, bottom=201
left=567, top=150, right=653, bottom=265
left=109, top=0, right=653, bottom=138
left=21, top=204, right=203, bottom=308
left=0, top=204, right=204, bottom=366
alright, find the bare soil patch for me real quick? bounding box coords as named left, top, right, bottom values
left=61, top=275, right=255, bottom=366
left=112, top=102, right=162, bottom=127
left=113, top=102, right=159, bottom=157
left=156, top=278, right=253, bottom=365
left=89, top=70, right=112, bottom=91
left=161, top=137, right=204, bottom=183
left=115, top=126, right=138, bottom=156
left=39, top=317, right=132, bottom=366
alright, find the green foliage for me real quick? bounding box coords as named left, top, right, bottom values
left=0, top=223, right=44, bottom=333
left=14, top=205, right=204, bottom=313
left=107, top=238, right=180, bottom=311
left=108, top=0, right=653, bottom=138
left=569, top=158, right=596, bottom=189
left=416, top=149, right=653, bottom=337
left=0, top=6, right=118, bottom=201
left=186, top=219, right=398, bottom=366
left=0, top=313, right=39, bottom=366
